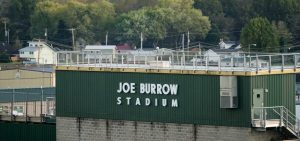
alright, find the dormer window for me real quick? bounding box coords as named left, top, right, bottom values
left=30, top=44, right=33, bottom=47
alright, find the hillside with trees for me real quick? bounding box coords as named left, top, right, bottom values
left=0, top=0, right=300, bottom=52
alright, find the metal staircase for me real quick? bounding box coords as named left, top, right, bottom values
left=252, top=106, right=300, bottom=138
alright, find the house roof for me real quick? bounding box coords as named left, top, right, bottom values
left=19, top=47, right=38, bottom=52
left=116, top=44, right=131, bottom=50
left=19, top=41, right=60, bottom=52
left=85, top=45, right=116, bottom=50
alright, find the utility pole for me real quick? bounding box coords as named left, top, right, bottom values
left=44, top=28, right=48, bottom=41
left=105, top=32, right=108, bottom=46
left=7, top=29, right=9, bottom=44
left=3, top=20, right=7, bottom=37
left=140, top=32, right=143, bottom=50
left=69, top=28, right=76, bottom=50
left=3, top=20, right=8, bottom=44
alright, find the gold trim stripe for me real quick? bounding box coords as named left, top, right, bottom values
left=55, top=66, right=299, bottom=76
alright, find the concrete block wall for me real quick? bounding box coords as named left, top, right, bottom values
left=57, top=117, right=282, bottom=141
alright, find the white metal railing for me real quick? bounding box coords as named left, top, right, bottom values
left=252, top=106, right=300, bottom=138
left=56, top=51, right=300, bottom=72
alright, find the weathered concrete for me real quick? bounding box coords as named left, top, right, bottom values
left=56, top=117, right=282, bottom=141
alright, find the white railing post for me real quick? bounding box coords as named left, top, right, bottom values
left=169, top=56, right=172, bottom=69
left=269, top=55, right=271, bottom=73
left=66, top=53, right=69, bottom=66
left=121, top=55, right=124, bottom=65
left=294, top=54, right=297, bottom=71
left=256, top=54, right=258, bottom=73
left=264, top=108, right=266, bottom=128
left=76, top=53, right=79, bottom=65
left=145, top=56, right=147, bottom=66
left=243, top=54, right=246, bottom=71
left=280, top=107, right=283, bottom=127
left=87, top=54, right=90, bottom=65
left=286, top=108, right=289, bottom=127
left=249, top=55, right=251, bottom=68
left=206, top=56, right=208, bottom=71
left=180, top=57, right=183, bottom=67
left=134, top=55, right=136, bottom=65
left=82, top=52, right=85, bottom=64
left=156, top=56, right=159, bottom=69
left=56, top=53, right=59, bottom=66
left=110, top=54, right=113, bottom=67
left=282, top=54, right=284, bottom=71
left=231, top=56, right=233, bottom=71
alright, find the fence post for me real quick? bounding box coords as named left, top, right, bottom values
left=11, top=89, right=15, bottom=121
left=26, top=91, right=28, bottom=122
left=41, top=86, right=44, bottom=122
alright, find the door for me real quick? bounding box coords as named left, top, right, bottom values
left=253, top=89, right=264, bottom=107
left=252, top=89, right=264, bottom=120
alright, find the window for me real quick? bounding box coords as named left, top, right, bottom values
left=29, top=52, right=34, bottom=54
left=20, top=51, right=24, bottom=54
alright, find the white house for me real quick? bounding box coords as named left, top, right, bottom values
left=84, top=45, right=117, bottom=61
left=19, top=41, right=58, bottom=64
left=203, top=49, right=220, bottom=62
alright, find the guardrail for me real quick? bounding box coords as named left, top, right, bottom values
left=56, top=51, right=300, bottom=72
left=0, top=87, right=55, bottom=123
left=252, top=106, right=300, bottom=138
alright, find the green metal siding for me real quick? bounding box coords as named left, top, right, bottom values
left=250, top=74, right=295, bottom=113
left=56, top=70, right=295, bottom=127
left=0, top=122, right=55, bottom=141
left=56, top=71, right=251, bottom=127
